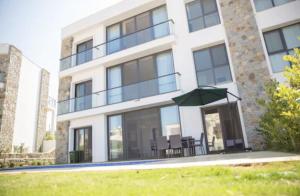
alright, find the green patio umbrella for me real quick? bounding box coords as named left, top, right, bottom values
left=172, top=88, right=236, bottom=106
left=172, top=86, right=243, bottom=151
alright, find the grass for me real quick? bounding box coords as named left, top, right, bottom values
left=0, top=161, right=300, bottom=196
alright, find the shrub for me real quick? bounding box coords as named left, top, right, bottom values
left=44, top=132, right=55, bottom=141
left=257, top=48, right=300, bottom=152
left=9, top=162, right=15, bottom=168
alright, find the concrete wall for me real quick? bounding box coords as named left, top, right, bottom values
left=13, top=56, right=41, bottom=152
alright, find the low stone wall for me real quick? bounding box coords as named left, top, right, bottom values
left=0, top=151, right=55, bottom=163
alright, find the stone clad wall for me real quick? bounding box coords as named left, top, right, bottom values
left=35, top=69, right=50, bottom=152
left=0, top=46, right=22, bottom=152
left=55, top=37, right=73, bottom=163
left=219, top=0, right=271, bottom=149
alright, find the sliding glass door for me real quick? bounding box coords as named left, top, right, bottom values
left=106, top=50, right=176, bottom=104
left=106, top=5, right=168, bottom=54
left=75, top=80, right=92, bottom=111
left=76, top=40, right=93, bottom=65
left=202, top=103, right=244, bottom=153
left=74, top=127, right=92, bottom=162
left=107, top=66, right=122, bottom=104
left=108, top=105, right=181, bottom=161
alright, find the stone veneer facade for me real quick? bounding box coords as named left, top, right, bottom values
left=219, top=0, right=271, bottom=149
left=55, top=37, right=73, bottom=163
left=0, top=46, right=22, bottom=152
left=35, top=69, right=50, bottom=152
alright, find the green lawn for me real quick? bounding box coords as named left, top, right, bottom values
left=0, top=161, right=300, bottom=196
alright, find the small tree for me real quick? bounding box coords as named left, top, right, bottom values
left=258, top=48, right=300, bottom=152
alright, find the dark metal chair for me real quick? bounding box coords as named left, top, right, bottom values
left=208, top=136, right=215, bottom=151
left=156, top=136, right=169, bottom=159
left=150, top=139, right=157, bottom=157
left=191, top=133, right=205, bottom=155
left=169, top=134, right=183, bottom=157
left=182, top=136, right=194, bottom=156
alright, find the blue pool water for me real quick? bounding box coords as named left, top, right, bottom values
left=0, top=159, right=162, bottom=171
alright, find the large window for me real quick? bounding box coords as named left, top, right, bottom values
left=108, top=105, right=181, bottom=160
left=108, top=115, right=123, bottom=160
left=107, top=51, right=176, bottom=104
left=186, top=0, right=220, bottom=32
left=76, top=39, right=93, bottom=65
left=160, top=105, right=181, bottom=139
left=254, top=0, right=295, bottom=12
left=75, top=80, right=92, bottom=111
left=263, top=23, right=300, bottom=73
left=193, top=44, right=232, bottom=86
left=106, top=6, right=168, bottom=54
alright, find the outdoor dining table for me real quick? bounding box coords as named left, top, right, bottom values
left=154, top=137, right=201, bottom=157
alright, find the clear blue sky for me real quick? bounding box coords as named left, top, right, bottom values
left=0, top=0, right=121, bottom=98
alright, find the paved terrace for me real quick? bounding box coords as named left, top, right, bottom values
left=1, top=151, right=300, bottom=174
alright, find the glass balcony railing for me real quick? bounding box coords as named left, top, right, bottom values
left=58, top=72, right=180, bottom=115
left=60, top=20, right=174, bottom=71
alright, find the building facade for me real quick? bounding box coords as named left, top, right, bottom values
left=56, top=0, right=300, bottom=163
left=0, top=44, right=53, bottom=153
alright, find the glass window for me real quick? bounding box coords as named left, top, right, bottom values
left=186, top=0, right=220, bottom=32
left=254, top=0, right=295, bottom=12
left=264, top=31, right=284, bottom=53
left=76, top=40, right=93, bottom=65
left=75, top=80, right=92, bottom=111
left=194, top=44, right=232, bottom=86
left=107, top=66, right=122, bottom=104
left=122, top=60, right=139, bottom=101
left=107, top=51, right=175, bottom=103
left=263, top=23, right=300, bottom=72
left=106, top=5, right=169, bottom=53
left=269, top=52, right=289, bottom=72
left=214, top=66, right=232, bottom=84
left=202, top=0, right=218, bottom=14
left=254, top=0, right=273, bottom=11
left=211, top=45, right=228, bottom=66
left=186, top=0, right=202, bottom=19
left=109, top=115, right=123, bottom=160
left=136, top=12, right=152, bottom=44
left=107, top=24, right=121, bottom=54
left=152, top=6, right=169, bottom=38
left=194, top=49, right=212, bottom=70
left=139, top=56, right=157, bottom=98
left=160, top=105, right=181, bottom=139
left=274, top=0, right=295, bottom=6
left=282, top=24, right=300, bottom=49
left=156, top=52, right=176, bottom=93
left=197, top=69, right=214, bottom=86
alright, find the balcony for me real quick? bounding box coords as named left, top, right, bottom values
left=60, top=20, right=174, bottom=71
left=58, top=73, right=180, bottom=115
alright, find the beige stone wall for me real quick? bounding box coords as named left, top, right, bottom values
left=219, top=0, right=271, bottom=149
left=56, top=36, right=73, bottom=163
left=0, top=46, right=22, bottom=152
left=35, top=69, right=50, bottom=152
left=55, top=77, right=72, bottom=163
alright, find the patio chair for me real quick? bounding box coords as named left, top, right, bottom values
left=169, top=134, right=183, bottom=157
left=208, top=136, right=215, bottom=150
left=191, top=133, right=205, bottom=155
left=182, top=136, right=193, bottom=156
left=150, top=139, right=157, bottom=157
left=156, top=136, right=169, bottom=159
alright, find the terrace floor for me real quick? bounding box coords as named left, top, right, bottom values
left=1, top=151, right=300, bottom=174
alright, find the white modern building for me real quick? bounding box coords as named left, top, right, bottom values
left=0, top=44, right=56, bottom=153
left=56, top=0, right=300, bottom=163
